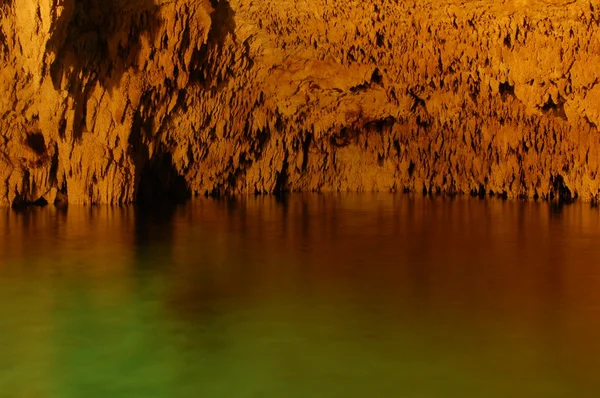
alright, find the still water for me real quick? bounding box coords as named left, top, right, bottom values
left=1, top=195, right=600, bottom=397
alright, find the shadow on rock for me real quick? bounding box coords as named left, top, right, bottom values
left=49, top=0, right=161, bottom=90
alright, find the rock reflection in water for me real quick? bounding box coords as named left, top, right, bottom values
left=0, top=195, right=600, bottom=397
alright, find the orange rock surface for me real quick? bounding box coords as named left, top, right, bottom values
left=1, top=0, right=600, bottom=205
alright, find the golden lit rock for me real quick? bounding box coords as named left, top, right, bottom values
left=1, top=0, right=600, bottom=205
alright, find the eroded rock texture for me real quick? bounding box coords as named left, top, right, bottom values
left=2, top=0, right=600, bottom=205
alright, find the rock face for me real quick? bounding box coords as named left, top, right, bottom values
left=2, top=0, right=600, bottom=205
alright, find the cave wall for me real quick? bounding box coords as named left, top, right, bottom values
left=1, top=0, right=600, bottom=205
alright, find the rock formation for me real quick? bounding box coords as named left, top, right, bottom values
left=2, top=0, right=600, bottom=206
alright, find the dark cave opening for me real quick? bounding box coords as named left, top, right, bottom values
left=136, top=153, right=190, bottom=207
left=549, top=174, right=574, bottom=204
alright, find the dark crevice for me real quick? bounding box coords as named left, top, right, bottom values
left=10, top=170, right=49, bottom=209
left=55, top=179, right=69, bottom=205
left=366, top=116, right=395, bottom=132
left=11, top=197, right=48, bottom=210
left=584, top=116, right=597, bottom=129
left=301, top=133, right=312, bottom=173
left=350, top=82, right=370, bottom=93
left=331, top=127, right=354, bottom=147
left=498, top=81, right=515, bottom=99
left=371, top=68, right=384, bottom=85
left=274, top=154, right=289, bottom=194
left=349, top=68, right=384, bottom=93
left=49, top=144, right=60, bottom=186
left=549, top=174, right=573, bottom=204
left=409, top=91, right=426, bottom=111
left=58, top=118, right=67, bottom=139
left=503, top=33, right=512, bottom=48
left=25, top=132, right=47, bottom=155
left=408, top=161, right=416, bottom=177
left=539, top=95, right=567, bottom=120
left=376, top=31, right=385, bottom=47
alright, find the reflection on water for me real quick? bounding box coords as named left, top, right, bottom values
left=1, top=195, right=600, bottom=397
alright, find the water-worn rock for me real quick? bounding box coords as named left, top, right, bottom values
left=1, top=0, right=600, bottom=205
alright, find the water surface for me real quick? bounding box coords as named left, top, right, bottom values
left=1, top=195, right=600, bottom=397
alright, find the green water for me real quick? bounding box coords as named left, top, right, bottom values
left=1, top=195, right=600, bottom=397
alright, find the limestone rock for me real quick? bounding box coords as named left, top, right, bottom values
left=1, top=0, right=600, bottom=205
